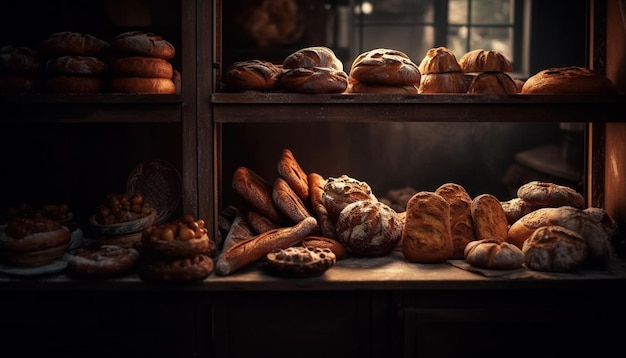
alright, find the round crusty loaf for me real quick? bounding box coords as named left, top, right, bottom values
left=418, top=46, right=462, bottom=74
left=39, top=32, right=110, bottom=57
left=321, top=174, right=377, bottom=224
left=45, top=55, right=107, bottom=76
left=464, top=239, right=525, bottom=270
left=522, top=225, right=588, bottom=272
left=283, top=46, right=343, bottom=71
left=459, top=49, right=513, bottom=73
left=402, top=191, right=453, bottom=263
left=347, top=82, right=419, bottom=94
left=521, top=66, right=617, bottom=94
left=0, top=45, right=41, bottom=74
left=517, top=181, right=585, bottom=209
left=111, top=31, right=175, bottom=60
left=500, top=197, right=539, bottom=225
left=280, top=67, right=348, bottom=94
left=471, top=193, right=509, bottom=242
left=109, top=56, right=174, bottom=79
left=466, top=72, right=519, bottom=94
left=435, top=183, right=475, bottom=259
left=223, top=60, right=282, bottom=91
left=109, top=77, right=176, bottom=94
left=349, top=48, right=421, bottom=86
left=418, top=72, right=470, bottom=94
left=336, top=199, right=402, bottom=257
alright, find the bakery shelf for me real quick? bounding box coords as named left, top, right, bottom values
left=1, top=94, right=184, bottom=123
left=211, top=93, right=626, bottom=123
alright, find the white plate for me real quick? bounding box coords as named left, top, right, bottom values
left=0, top=254, right=70, bottom=277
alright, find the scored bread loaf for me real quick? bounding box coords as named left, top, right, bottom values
left=464, top=239, right=525, bottom=270
left=471, top=194, right=509, bottom=242
left=402, top=191, right=453, bottom=263
left=459, top=49, right=513, bottom=73
left=435, top=183, right=475, bottom=259
left=522, top=225, right=588, bottom=272
left=272, top=177, right=313, bottom=224
left=277, top=149, right=309, bottom=201
left=418, top=46, right=462, bottom=74
left=349, top=48, right=421, bottom=86
left=232, top=166, right=284, bottom=225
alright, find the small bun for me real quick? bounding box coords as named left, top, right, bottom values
left=418, top=47, right=462, bottom=74
left=459, top=49, right=513, bottom=73
left=280, top=67, right=348, bottom=94
left=466, top=72, right=519, bottom=94
left=349, top=48, right=421, bottom=86
left=223, top=60, right=282, bottom=91
left=464, top=239, right=525, bottom=270
left=522, top=225, right=588, bottom=272
left=336, top=200, right=402, bottom=257
left=521, top=66, right=617, bottom=94
left=283, top=46, right=343, bottom=71
left=111, top=31, right=175, bottom=59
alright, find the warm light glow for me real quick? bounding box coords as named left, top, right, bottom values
left=355, top=1, right=373, bottom=15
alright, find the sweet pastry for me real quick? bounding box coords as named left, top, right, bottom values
left=349, top=48, right=421, bottom=86
left=402, top=191, right=454, bottom=263
left=471, top=194, right=509, bottom=242
left=223, top=60, right=283, bottom=91
left=215, top=216, right=318, bottom=276
left=522, top=225, right=588, bottom=272
left=459, top=49, right=513, bottom=73
left=464, top=239, right=525, bottom=270
left=111, top=31, right=175, bottom=59
left=301, top=236, right=346, bottom=260
left=265, top=245, right=336, bottom=278
left=521, top=66, right=617, bottom=94
left=141, top=214, right=216, bottom=259
left=321, top=174, right=377, bottom=223
left=516, top=181, right=585, bottom=209
left=39, top=32, right=110, bottom=57
left=280, top=66, right=348, bottom=94
left=92, top=192, right=153, bottom=226
left=466, top=72, right=519, bottom=94
left=282, top=46, right=343, bottom=71
left=335, top=200, right=403, bottom=257
left=66, top=245, right=139, bottom=278
left=435, top=183, right=475, bottom=259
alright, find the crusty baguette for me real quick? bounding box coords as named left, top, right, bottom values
left=221, top=213, right=254, bottom=253
left=243, top=207, right=280, bottom=235
left=215, top=216, right=318, bottom=276
left=272, top=177, right=313, bottom=223
left=308, top=172, right=336, bottom=239
left=277, top=148, right=309, bottom=201
left=232, top=166, right=284, bottom=224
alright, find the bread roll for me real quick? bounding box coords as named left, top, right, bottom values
left=283, top=46, right=343, bottom=71
left=109, top=56, right=174, bottom=78
left=522, top=225, right=588, bottom=272
left=349, top=48, right=421, bottom=86
left=459, top=49, right=513, bottom=73
left=471, top=194, right=509, bottom=242
left=466, top=72, right=518, bottom=94
left=521, top=66, right=617, bottom=94
left=435, top=183, right=475, bottom=259
left=111, top=31, right=175, bottom=59
left=280, top=66, right=348, bottom=94
left=402, top=191, right=453, bottom=263
left=335, top=200, right=402, bottom=257
left=418, top=47, right=462, bottom=74
left=464, top=239, right=525, bottom=270
left=223, top=60, right=282, bottom=91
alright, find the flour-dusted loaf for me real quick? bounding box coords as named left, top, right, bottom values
left=517, top=181, right=585, bottom=209
left=335, top=200, right=402, bottom=257
left=500, top=197, right=538, bottom=225
left=402, top=191, right=453, bottom=263
left=435, top=183, right=475, bottom=259
left=521, top=66, right=617, bottom=94
left=282, top=46, right=343, bottom=71
left=321, top=174, right=377, bottom=224
left=522, top=225, right=588, bottom=272
left=349, top=48, right=421, bottom=86
left=272, top=177, right=313, bottom=224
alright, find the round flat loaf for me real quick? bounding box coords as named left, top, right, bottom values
left=39, top=32, right=110, bottom=57
left=321, top=174, right=377, bottom=223
left=283, top=46, right=343, bottom=71
left=522, top=225, right=588, bottom=272
left=464, top=239, right=525, bottom=270
left=111, top=31, right=175, bottom=59
left=109, top=56, right=173, bottom=78
left=223, top=60, right=282, bottom=91
left=517, top=181, right=584, bottom=208
left=418, top=72, right=470, bottom=94
left=280, top=67, right=348, bottom=94
left=45, top=56, right=107, bottom=76
left=349, top=48, right=421, bottom=86
left=265, top=246, right=336, bottom=278
left=521, top=66, right=617, bottom=94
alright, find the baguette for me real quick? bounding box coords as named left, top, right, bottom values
left=232, top=166, right=284, bottom=224
left=308, top=172, right=336, bottom=239
left=215, top=216, right=318, bottom=276
left=221, top=213, right=254, bottom=253
left=272, top=177, right=313, bottom=223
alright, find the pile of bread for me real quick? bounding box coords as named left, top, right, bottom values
left=216, top=148, right=619, bottom=276
left=222, top=45, right=618, bottom=95
left=0, top=31, right=178, bottom=94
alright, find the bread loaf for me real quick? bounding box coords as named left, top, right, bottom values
left=109, top=77, right=176, bottom=94
left=517, top=181, right=585, bottom=209
left=521, top=66, right=617, bottom=94
left=500, top=197, right=538, bottom=225
left=277, top=149, right=309, bottom=201
left=39, top=32, right=110, bottom=57
left=109, top=56, right=174, bottom=78
left=280, top=67, right=348, bottom=94
left=215, top=216, right=318, bottom=276
left=459, top=49, right=513, bottom=73
left=232, top=166, right=284, bottom=225
left=349, top=48, right=421, bottom=86
left=402, top=191, right=453, bottom=263
left=522, top=225, right=588, bottom=272
left=321, top=174, right=377, bottom=224
left=466, top=72, right=518, bottom=94
left=223, top=60, right=283, bottom=91
left=418, top=47, right=462, bottom=74
left=282, top=46, right=343, bottom=71
left=111, top=31, right=175, bottom=59
left=464, top=239, right=525, bottom=270
left=243, top=207, right=280, bottom=235
left=272, top=177, right=313, bottom=224
left=418, top=72, right=470, bottom=94
left=308, top=172, right=336, bottom=239
left=435, top=183, right=475, bottom=259
left=471, top=194, right=509, bottom=242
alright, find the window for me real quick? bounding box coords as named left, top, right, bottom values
left=349, top=0, right=527, bottom=75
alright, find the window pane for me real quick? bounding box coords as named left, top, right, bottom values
left=359, top=25, right=435, bottom=62
left=449, top=0, right=469, bottom=24
left=471, top=0, right=513, bottom=25
left=447, top=25, right=469, bottom=58
left=469, top=26, right=513, bottom=60
left=355, top=0, right=435, bottom=25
